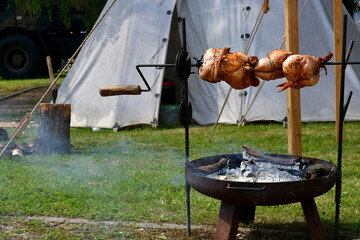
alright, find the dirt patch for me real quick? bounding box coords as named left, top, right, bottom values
left=0, top=86, right=54, bottom=126
left=2, top=216, right=358, bottom=240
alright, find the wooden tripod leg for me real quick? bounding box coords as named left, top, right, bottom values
left=301, top=199, right=326, bottom=240
left=215, top=201, right=241, bottom=240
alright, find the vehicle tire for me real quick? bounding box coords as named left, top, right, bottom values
left=0, top=34, right=42, bottom=79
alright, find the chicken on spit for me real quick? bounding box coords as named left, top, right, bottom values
left=254, top=49, right=293, bottom=81
left=255, top=50, right=333, bottom=91
left=276, top=52, right=333, bottom=91
left=199, top=47, right=333, bottom=92
left=199, top=47, right=260, bottom=90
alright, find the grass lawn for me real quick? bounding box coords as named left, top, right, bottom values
left=0, top=77, right=64, bottom=98
left=0, top=122, right=359, bottom=239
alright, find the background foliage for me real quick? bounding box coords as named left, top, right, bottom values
left=12, top=0, right=107, bottom=30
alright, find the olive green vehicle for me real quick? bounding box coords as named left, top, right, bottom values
left=0, top=0, right=90, bottom=79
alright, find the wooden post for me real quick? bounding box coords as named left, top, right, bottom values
left=334, top=0, right=343, bottom=142
left=284, top=0, right=302, bottom=156
left=46, top=56, right=55, bottom=84
left=46, top=56, right=59, bottom=102
left=34, top=103, right=72, bottom=154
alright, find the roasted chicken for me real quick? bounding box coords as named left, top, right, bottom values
left=199, top=47, right=333, bottom=92
left=254, top=49, right=293, bottom=81
left=199, top=47, right=260, bottom=89
left=277, top=52, right=333, bottom=91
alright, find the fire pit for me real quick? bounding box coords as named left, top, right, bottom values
left=186, top=147, right=337, bottom=240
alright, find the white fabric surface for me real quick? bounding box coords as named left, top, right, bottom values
left=57, top=0, right=360, bottom=128
left=179, top=0, right=360, bottom=124
left=57, top=0, right=177, bottom=128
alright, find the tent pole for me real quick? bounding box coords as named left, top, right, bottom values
left=284, top=0, right=302, bottom=156
left=334, top=0, right=343, bottom=143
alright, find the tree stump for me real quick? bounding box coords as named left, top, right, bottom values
left=34, top=103, right=72, bottom=154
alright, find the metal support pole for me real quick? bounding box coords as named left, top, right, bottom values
left=334, top=14, right=348, bottom=240
left=179, top=18, right=192, bottom=237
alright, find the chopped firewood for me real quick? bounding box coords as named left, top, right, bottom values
left=243, top=145, right=332, bottom=180
left=0, top=142, right=33, bottom=158
left=196, top=158, right=230, bottom=174
left=304, top=163, right=333, bottom=179
left=242, top=145, right=303, bottom=165
left=11, top=149, right=24, bottom=157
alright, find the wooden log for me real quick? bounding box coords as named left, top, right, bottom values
left=99, top=85, right=142, bottom=96
left=34, top=103, right=72, bottom=154
left=196, top=157, right=230, bottom=174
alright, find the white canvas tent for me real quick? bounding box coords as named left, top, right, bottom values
left=57, top=0, right=360, bottom=129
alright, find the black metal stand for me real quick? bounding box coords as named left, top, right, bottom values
left=135, top=18, right=201, bottom=236
left=178, top=18, right=192, bottom=237
left=325, top=15, right=354, bottom=240
left=134, top=14, right=358, bottom=239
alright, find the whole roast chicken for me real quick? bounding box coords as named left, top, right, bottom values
left=277, top=52, right=333, bottom=91
left=199, top=47, right=260, bottom=89
left=255, top=49, right=333, bottom=91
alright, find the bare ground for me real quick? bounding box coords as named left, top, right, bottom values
left=0, top=86, right=53, bottom=127
left=0, top=216, right=316, bottom=240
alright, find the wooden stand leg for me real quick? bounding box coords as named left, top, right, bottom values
left=215, top=202, right=256, bottom=240
left=215, top=202, right=241, bottom=240
left=301, top=199, right=326, bottom=240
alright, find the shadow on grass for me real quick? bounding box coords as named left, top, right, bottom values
left=245, top=220, right=359, bottom=240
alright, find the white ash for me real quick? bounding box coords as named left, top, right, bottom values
left=208, top=160, right=302, bottom=182
left=207, top=149, right=307, bottom=183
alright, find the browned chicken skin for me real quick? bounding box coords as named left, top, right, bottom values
left=199, top=47, right=260, bottom=90
left=277, top=52, right=333, bottom=91
left=199, top=47, right=333, bottom=92
left=254, top=49, right=293, bottom=80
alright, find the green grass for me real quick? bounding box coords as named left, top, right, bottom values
left=0, top=122, right=359, bottom=239
left=0, top=77, right=64, bottom=98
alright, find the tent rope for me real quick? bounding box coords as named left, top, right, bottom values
left=208, top=0, right=269, bottom=142
left=0, top=0, right=118, bottom=157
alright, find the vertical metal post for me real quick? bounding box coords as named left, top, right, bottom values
left=180, top=18, right=191, bottom=237
left=334, top=14, right=347, bottom=240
